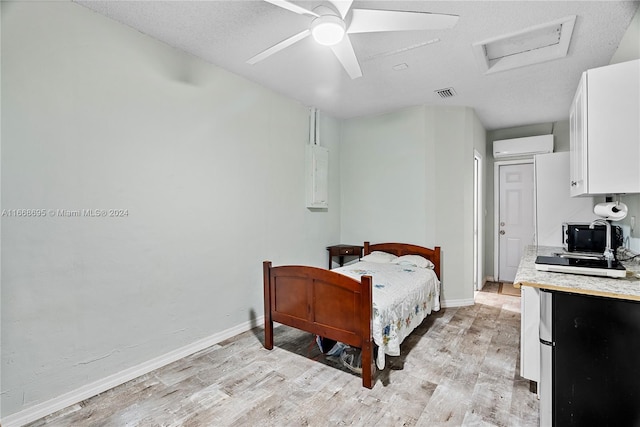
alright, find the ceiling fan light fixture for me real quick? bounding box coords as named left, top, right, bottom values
left=311, top=15, right=346, bottom=46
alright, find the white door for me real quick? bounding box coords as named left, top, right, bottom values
left=498, top=163, right=534, bottom=282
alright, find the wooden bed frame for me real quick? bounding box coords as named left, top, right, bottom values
left=263, top=242, right=441, bottom=388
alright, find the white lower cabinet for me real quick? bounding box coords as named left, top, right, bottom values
left=520, top=286, right=540, bottom=386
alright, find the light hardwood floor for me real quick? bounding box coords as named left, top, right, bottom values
left=27, top=283, right=538, bottom=426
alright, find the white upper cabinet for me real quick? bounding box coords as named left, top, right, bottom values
left=569, top=59, right=640, bottom=197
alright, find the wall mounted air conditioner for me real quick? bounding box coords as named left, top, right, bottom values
left=493, top=135, right=554, bottom=158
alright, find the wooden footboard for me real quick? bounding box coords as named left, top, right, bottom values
left=263, top=262, right=374, bottom=388
left=263, top=242, right=441, bottom=389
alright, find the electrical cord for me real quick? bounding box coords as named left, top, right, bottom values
left=618, top=253, right=640, bottom=262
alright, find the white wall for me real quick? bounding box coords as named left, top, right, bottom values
left=610, top=5, right=640, bottom=65
left=340, top=106, right=484, bottom=306
left=434, top=107, right=485, bottom=303
left=1, top=1, right=340, bottom=419
left=340, top=107, right=432, bottom=245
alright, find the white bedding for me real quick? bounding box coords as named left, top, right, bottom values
left=333, top=261, right=440, bottom=361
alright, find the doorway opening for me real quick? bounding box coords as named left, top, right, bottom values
left=473, top=150, right=483, bottom=291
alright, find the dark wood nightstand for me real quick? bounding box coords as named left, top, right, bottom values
left=326, top=244, right=363, bottom=269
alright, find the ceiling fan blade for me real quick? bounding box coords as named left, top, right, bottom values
left=247, top=29, right=311, bottom=65
left=347, top=9, right=459, bottom=34
left=264, top=0, right=319, bottom=17
left=330, top=36, right=362, bottom=79
left=328, top=0, right=354, bottom=18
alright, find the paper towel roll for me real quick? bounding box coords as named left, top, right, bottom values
left=594, top=202, right=628, bottom=221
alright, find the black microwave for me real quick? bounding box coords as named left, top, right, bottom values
left=562, top=222, right=623, bottom=253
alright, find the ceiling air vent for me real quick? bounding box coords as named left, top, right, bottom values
left=435, top=87, right=456, bottom=98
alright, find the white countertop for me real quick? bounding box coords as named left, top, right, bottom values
left=513, top=246, right=640, bottom=301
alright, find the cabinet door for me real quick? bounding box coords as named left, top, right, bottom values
left=520, top=286, right=540, bottom=383
left=586, top=60, right=640, bottom=194
left=554, top=292, right=640, bottom=426
left=569, top=73, right=587, bottom=197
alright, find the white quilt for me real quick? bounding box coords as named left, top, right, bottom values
left=333, top=261, right=440, bottom=360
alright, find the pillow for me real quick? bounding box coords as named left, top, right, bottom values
left=392, top=254, right=434, bottom=269
left=360, top=251, right=398, bottom=263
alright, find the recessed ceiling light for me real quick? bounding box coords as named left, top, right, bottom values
left=472, top=15, right=576, bottom=74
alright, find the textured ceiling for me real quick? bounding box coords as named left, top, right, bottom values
left=76, top=1, right=639, bottom=130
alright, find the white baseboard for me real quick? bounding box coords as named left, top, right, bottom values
left=441, top=298, right=475, bottom=308
left=1, top=316, right=264, bottom=427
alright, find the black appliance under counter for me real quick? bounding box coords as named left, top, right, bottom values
left=540, top=290, right=640, bottom=426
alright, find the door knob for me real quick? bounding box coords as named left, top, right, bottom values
left=500, top=230, right=506, bottom=235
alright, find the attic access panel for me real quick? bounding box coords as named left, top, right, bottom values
left=473, top=15, right=576, bottom=74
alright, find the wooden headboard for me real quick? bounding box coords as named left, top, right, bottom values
left=363, top=242, right=441, bottom=280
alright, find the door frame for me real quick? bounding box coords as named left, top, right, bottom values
left=493, top=158, right=534, bottom=282
left=474, top=150, right=484, bottom=291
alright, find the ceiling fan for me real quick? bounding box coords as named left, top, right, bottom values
left=247, top=0, right=459, bottom=79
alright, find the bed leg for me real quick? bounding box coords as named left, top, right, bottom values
left=361, top=274, right=374, bottom=389
left=263, top=261, right=274, bottom=350
left=362, top=340, right=373, bottom=389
